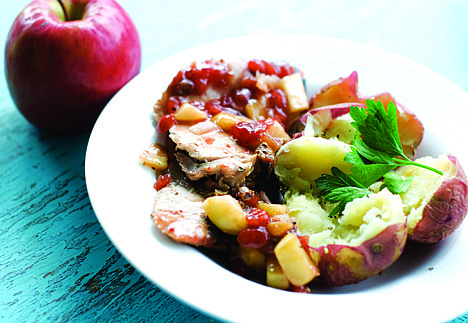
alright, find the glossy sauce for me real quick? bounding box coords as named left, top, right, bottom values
left=157, top=114, right=176, bottom=133
left=169, top=59, right=234, bottom=97
left=247, top=59, right=295, bottom=78
left=158, top=59, right=295, bottom=140
left=237, top=208, right=272, bottom=249
left=153, top=173, right=171, bottom=191
left=231, top=119, right=275, bottom=150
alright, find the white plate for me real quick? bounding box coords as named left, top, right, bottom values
left=85, top=34, right=468, bottom=323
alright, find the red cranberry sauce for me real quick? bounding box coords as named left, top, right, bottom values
left=237, top=208, right=272, bottom=249
left=156, top=114, right=176, bottom=133
left=237, top=227, right=270, bottom=249
left=231, top=119, right=275, bottom=150
left=247, top=59, right=295, bottom=78
left=153, top=173, right=171, bottom=191
left=266, top=89, right=288, bottom=125
left=158, top=59, right=296, bottom=134
left=168, top=59, right=233, bottom=97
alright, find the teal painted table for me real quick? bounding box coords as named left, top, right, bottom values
left=1, top=1, right=468, bottom=322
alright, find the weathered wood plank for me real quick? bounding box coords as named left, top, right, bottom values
left=0, top=107, right=217, bottom=322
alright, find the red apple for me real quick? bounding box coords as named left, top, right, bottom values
left=5, top=0, right=141, bottom=133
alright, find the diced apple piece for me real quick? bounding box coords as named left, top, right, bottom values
left=211, top=112, right=252, bottom=133
left=203, top=195, right=248, bottom=235
left=280, top=73, right=308, bottom=114
left=266, top=255, right=290, bottom=290
left=261, top=120, right=291, bottom=152
left=139, top=143, right=168, bottom=170
left=274, top=233, right=319, bottom=286
left=237, top=246, right=266, bottom=273
left=256, top=73, right=282, bottom=93
left=174, top=103, right=208, bottom=122
left=266, top=221, right=293, bottom=238
left=245, top=96, right=268, bottom=121
left=266, top=120, right=291, bottom=142
left=257, top=202, right=289, bottom=216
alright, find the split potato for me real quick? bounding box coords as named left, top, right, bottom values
left=303, top=100, right=424, bottom=160
left=275, top=134, right=408, bottom=286
left=396, top=155, right=468, bottom=243
left=286, top=188, right=407, bottom=286
left=275, top=125, right=467, bottom=286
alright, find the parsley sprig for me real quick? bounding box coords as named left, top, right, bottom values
left=316, top=99, right=442, bottom=217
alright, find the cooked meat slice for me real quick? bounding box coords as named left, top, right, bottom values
left=152, top=179, right=220, bottom=247
left=169, top=121, right=252, bottom=160
left=175, top=152, right=254, bottom=187
left=255, top=142, right=276, bottom=168
left=169, top=121, right=256, bottom=186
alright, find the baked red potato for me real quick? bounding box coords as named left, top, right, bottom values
left=286, top=189, right=407, bottom=286
left=396, top=154, right=468, bottom=243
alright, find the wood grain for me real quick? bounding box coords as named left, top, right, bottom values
left=0, top=101, right=217, bottom=322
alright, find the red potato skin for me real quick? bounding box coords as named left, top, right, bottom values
left=300, top=102, right=365, bottom=125
left=305, top=72, right=424, bottom=159
left=363, top=92, right=424, bottom=159
left=309, top=71, right=359, bottom=108
left=410, top=155, right=468, bottom=244
left=309, top=222, right=407, bottom=287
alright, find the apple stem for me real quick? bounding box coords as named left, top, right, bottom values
left=57, top=0, right=70, bottom=21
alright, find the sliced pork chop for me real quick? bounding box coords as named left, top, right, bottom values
left=152, top=171, right=221, bottom=248
left=169, top=121, right=256, bottom=187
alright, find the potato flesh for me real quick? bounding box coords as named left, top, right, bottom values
left=304, top=112, right=355, bottom=144
left=275, top=136, right=353, bottom=189
left=286, top=189, right=405, bottom=248
left=396, top=155, right=455, bottom=232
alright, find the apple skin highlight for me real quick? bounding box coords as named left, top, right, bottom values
left=5, top=0, right=142, bottom=133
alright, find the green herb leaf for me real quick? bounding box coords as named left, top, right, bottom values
left=350, top=100, right=402, bottom=158
left=316, top=167, right=370, bottom=217
left=324, top=186, right=371, bottom=203
left=316, top=167, right=365, bottom=195
left=351, top=136, right=396, bottom=165
left=350, top=99, right=442, bottom=175
left=325, top=187, right=370, bottom=218
left=344, top=146, right=395, bottom=187
left=317, top=98, right=442, bottom=218
left=381, top=172, right=414, bottom=194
